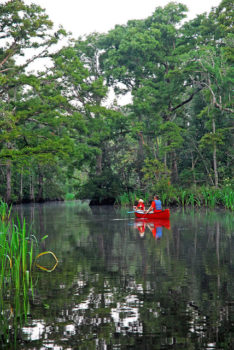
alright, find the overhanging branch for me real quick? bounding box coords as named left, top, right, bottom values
left=170, top=87, right=203, bottom=112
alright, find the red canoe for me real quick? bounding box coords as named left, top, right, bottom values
left=134, top=209, right=170, bottom=220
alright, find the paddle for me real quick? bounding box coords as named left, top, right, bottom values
left=127, top=211, right=135, bottom=213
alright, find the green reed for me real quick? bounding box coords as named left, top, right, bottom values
left=0, top=215, right=31, bottom=346
left=0, top=202, right=56, bottom=293
left=161, top=192, right=168, bottom=206
left=116, top=192, right=131, bottom=206
left=180, top=190, right=187, bottom=207
left=116, top=192, right=151, bottom=207
left=116, top=187, right=233, bottom=210
left=0, top=201, right=58, bottom=347
left=0, top=219, right=29, bottom=291
left=222, top=188, right=234, bottom=210
left=0, top=200, right=12, bottom=221
left=201, top=187, right=210, bottom=207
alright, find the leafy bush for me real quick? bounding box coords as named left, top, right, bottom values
left=65, top=193, right=75, bottom=201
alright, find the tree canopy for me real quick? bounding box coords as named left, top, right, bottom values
left=0, top=0, right=233, bottom=204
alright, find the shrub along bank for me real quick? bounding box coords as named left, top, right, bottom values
left=116, top=186, right=234, bottom=210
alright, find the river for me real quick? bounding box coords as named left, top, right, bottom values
left=2, top=201, right=234, bottom=349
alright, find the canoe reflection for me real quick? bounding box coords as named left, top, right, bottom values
left=134, top=219, right=171, bottom=239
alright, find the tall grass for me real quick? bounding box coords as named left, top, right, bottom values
left=0, top=200, right=12, bottom=221
left=115, top=187, right=234, bottom=210
left=0, top=202, right=59, bottom=347
left=0, top=218, right=33, bottom=291
left=0, top=201, right=58, bottom=293
left=116, top=192, right=132, bottom=206
left=0, top=201, right=59, bottom=345
left=176, top=187, right=233, bottom=209
left=222, top=188, right=234, bottom=210
left=115, top=192, right=150, bottom=207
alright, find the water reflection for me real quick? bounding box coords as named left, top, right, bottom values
left=4, top=204, right=233, bottom=349
left=134, top=219, right=171, bottom=238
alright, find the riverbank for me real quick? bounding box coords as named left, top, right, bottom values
left=1, top=186, right=233, bottom=210
left=115, top=186, right=234, bottom=210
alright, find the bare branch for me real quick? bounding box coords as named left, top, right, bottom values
left=201, top=81, right=234, bottom=113
left=170, top=87, right=203, bottom=112
left=27, top=118, right=49, bottom=126
left=0, top=42, right=18, bottom=68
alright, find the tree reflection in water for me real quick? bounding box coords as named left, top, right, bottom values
left=7, top=204, right=233, bottom=349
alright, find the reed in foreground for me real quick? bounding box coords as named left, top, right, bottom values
left=0, top=201, right=58, bottom=348
left=0, top=202, right=58, bottom=294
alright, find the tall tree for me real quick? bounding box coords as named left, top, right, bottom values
left=0, top=0, right=66, bottom=202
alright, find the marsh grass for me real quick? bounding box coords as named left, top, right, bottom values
left=180, top=190, right=187, bottom=207
left=0, top=201, right=58, bottom=294
left=222, top=188, right=234, bottom=210
left=115, top=187, right=233, bottom=210
left=0, top=200, right=12, bottom=221
left=116, top=192, right=151, bottom=207
left=0, top=201, right=59, bottom=346
left=0, top=218, right=33, bottom=291
left=116, top=193, right=131, bottom=206
left=161, top=192, right=168, bottom=206
left=0, top=209, right=32, bottom=345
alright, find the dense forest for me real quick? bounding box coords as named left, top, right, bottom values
left=0, top=0, right=233, bottom=206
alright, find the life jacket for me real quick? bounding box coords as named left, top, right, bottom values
left=154, top=200, right=162, bottom=210
left=156, top=226, right=162, bottom=239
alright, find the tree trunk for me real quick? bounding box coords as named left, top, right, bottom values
left=172, top=151, right=178, bottom=183
left=212, top=117, right=219, bottom=188
left=96, top=152, right=102, bottom=175
left=164, top=140, right=167, bottom=169
left=191, top=153, right=197, bottom=186
left=37, top=167, right=44, bottom=202
left=136, top=132, right=145, bottom=183
left=216, top=222, right=220, bottom=289
left=20, top=169, right=23, bottom=201
left=191, top=140, right=214, bottom=186
left=30, top=174, right=35, bottom=202
left=6, top=160, right=11, bottom=203
left=155, top=137, right=159, bottom=159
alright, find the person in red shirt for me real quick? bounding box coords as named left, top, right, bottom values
left=134, top=220, right=146, bottom=237
left=145, top=195, right=162, bottom=213
left=133, top=199, right=145, bottom=211
left=147, top=223, right=163, bottom=239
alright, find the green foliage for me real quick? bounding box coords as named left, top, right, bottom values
left=160, top=122, right=184, bottom=152
left=115, top=191, right=150, bottom=206
left=174, top=186, right=234, bottom=209
left=0, top=204, right=36, bottom=291
left=142, top=158, right=171, bottom=193
left=65, top=193, right=75, bottom=201
left=0, top=200, right=12, bottom=221
left=0, top=0, right=233, bottom=206
left=115, top=186, right=234, bottom=210
left=78, top=169, right=124, bottom=203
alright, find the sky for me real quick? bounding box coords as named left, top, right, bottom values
left=23, top=0, right=222, bottom=38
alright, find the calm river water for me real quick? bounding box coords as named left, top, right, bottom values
left=2, top=201, right=234, bottom=349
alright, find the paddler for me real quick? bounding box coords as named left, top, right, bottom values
left=145, top=195, right=162, bottom=214
left=133, top=199, right=145, bottom=211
